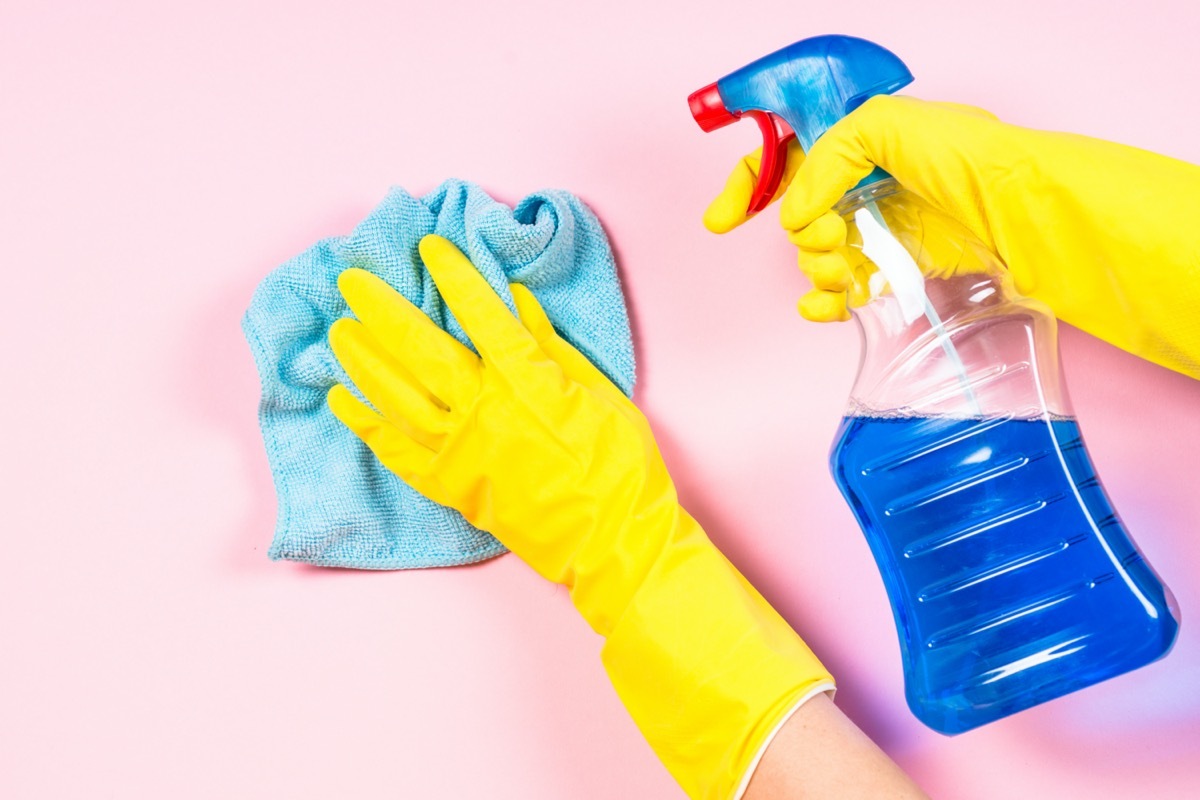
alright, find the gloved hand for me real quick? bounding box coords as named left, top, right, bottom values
left=327, top=234, right=834, bottom=800
left=704, top=95, right=1200, bottom=380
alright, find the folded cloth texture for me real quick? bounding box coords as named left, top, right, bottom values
left=243, top=180, right=636, bottom=569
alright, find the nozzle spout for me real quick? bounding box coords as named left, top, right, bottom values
left=688, top=82, right=737, bottom=131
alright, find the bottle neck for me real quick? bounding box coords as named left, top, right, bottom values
left=835, top=175, right=903, bottom=216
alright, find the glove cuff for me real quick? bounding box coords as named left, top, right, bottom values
left=600, top=509, right=834, bottom=800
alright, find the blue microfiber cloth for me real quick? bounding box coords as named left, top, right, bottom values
left=243, top=180, right=635, bottom=569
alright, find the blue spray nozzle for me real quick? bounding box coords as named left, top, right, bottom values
left=689, top=35, right=913, bottom=213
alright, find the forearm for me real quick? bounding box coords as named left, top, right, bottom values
left=600, top=508, right=834, bottom=799
left=992, top=134, right=1200, bottom=381
left=744, top=693, right=928, bottom=800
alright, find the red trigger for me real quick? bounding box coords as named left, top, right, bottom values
left=744, top=111, right=795, bottom=214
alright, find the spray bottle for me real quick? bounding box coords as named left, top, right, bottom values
left=689, top=35, right=1178, bottom=734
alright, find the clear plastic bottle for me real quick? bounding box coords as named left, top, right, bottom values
left=829, top=180, right=1179, bottom=733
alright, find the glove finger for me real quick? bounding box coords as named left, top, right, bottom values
left=703, top=140, right=805, bottom=234
left=510, top=284, right=628, bottom=405
left=786, top=211, right=846, bottom=251
left=337, top=267, right=480, bottom=408
left=327, top=383, right=436, bottom=481
left=798, top=288, right=852, bottom=322
left=779, top=125, right=876, bottom=231
left=702, top=149, right=760, bottom=234
left=329, top=318, right=453, bottom=451
left=799, top=250, right=853, bottom=292
left=418, top=235, right=537, bottom=367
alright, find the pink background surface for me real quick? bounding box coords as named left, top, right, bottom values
left=4, top=2, right=1199, bottom=797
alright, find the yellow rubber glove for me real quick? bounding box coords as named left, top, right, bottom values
left=705, top=95, right=1200, bottom=379
left=326, top=234, right=834, bottom=800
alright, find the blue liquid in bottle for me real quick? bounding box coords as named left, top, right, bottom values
left=831, top=414, right=1178, bottom=734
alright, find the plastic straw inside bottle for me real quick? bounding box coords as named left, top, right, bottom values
left=860, top=201, right=983, bottom=415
